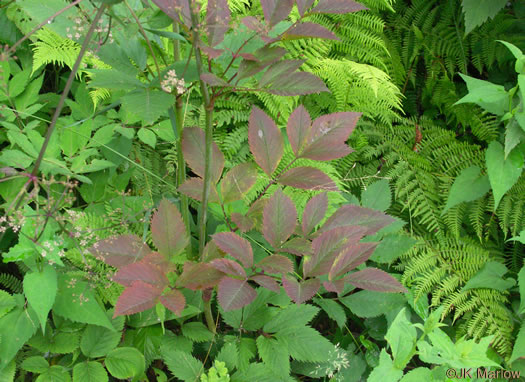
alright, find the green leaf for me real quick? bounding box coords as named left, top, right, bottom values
left=0, top=291, right=15, bottom=319
left=0, top=149, right=33, bottom=168
left=181, top=322, right=214, bottom=343
left=313, top=297, right=346, bottom=328
left=35, top=365, right=71, bottom=382
left=518, top=265, right=525, bottom=314
left=28, top=327, right=80, bottom=354
left=53, top=274, right=114, bottom=331
left=0, top=360, right=16, bottom=382
left=510, top=321, right=525, bottom=364
left=144, top=28, right=187, bottom=42
left=277, top=326, right=333, bottom=362
left=73, top=362, right=108, bottom=382
left=442, top=166, right=491, bottom=214
left=455, top=74, right=508, bottom=115
left=137, top=128, right=157, bottom=149
left=461, top=0, right=507, bottom=34
left=419, top=330, right=499, bottom=369
left=370, top=234, right=417, bottom=264
left=384, top=308, right=417, bottom=369
left=256, top=336, right=290, bottom=376
left=463, top=261, right=516, bottom=292
left=88, top=69, right=145, bottom=90
left=80, top=324, right=122, bottom=357
left=399, top=368, right=434, bottom=382
left=367, top=349, right=403, bottom=382
left=8, top=70, right=30, bottom=98
left=505, top=119, right=525, bottom=158
left=485, top=141, right=524, bottom=210
left=121, top=88, right=175, bottom=125
left=105, top=347, right=145, bottom=379
left=0, top=306, right=39, bottom=370
left=23, top=265, right=57, bottom=333
left=361, top=179, right=391, bottom=211
left=21, top=356, right=49, bottom=373
left=163, top=350, right=203, bottom=381
left=263, top=304, right=320, bottom=333
left=340, top=290, right=405, bottom=318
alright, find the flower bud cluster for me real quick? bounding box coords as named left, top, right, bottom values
left=161, top=70, right=186, bottom=95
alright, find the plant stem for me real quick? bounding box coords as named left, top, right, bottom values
left=167, top=22, right=192, bottom=256
left=203, top=294, right=216, bottom=334
left=187, top=1, right=214, bottom=257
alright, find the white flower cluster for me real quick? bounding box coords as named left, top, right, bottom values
left=161, top=70, right=185, bottom=95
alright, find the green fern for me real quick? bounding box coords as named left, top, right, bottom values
left=0, top=273, right=23, bottom=294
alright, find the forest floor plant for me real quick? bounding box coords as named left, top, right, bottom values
left=0, top=0, right=517, bottom=381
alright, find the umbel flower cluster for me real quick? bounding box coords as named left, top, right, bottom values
left=161, top=70, right=186, bottom=95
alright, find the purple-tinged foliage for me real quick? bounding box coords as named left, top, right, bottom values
left=262, top=188, right=297, bottom=248
left=321, top=204, right=396, bottom=235
left=248, top=106, right=283, bottom=176
left=302, top=192, right=328, bottom=236
left=206, top=0, right=230, bottom=47
left=278, top=166, right=338, bottom=191
left=260, top=0, right=294, bottom=27
left=159, top=289, right=186, bottom=316
left=218, top=278, right=257, bottom=311
left=282, top=276, right=320, bottom=304
left=178, top=177, right=220, bottom=203
left=257, top=255, right=294, bottom=274
left=220, top=163, right=258, bottom=204
left=310, top=0, right=368, bottom=14
left=282, top=23, right=340, bottom=40
left=212, top=232, right=253, bottom=268
left=345, top=268, right=407, bottom=293
left=210, top=258, right=247, bottom=278
left=114, top=281, right=162, bottom=317
left=182, top=127, right=224, bottom=183
left=89, top=234, right=151, bottom=268
left=151, top=199, right=189, bottom=259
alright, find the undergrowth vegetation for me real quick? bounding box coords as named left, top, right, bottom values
left=0, top=0, right=524, bottom=381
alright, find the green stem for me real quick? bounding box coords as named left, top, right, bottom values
left=203, top=296, right=216, bottom=334
left=168, top=105, right=191, bottom=256
left=187, top=1, right=214, bottom=258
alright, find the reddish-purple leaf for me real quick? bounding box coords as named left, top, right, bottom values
left=178, top=177, right=220, bottom=203
left=257, top=255, right=293, bottom=274
left=259, top=60, right=305, bottom=88
left=283, top=22, right=339, bottom=40
left=206, top=0, right=230, bottom=46
left=304, top=226, right=366, bottom=277
left=310, top=0, right=368, bottom=14
left=265, top=72, right=329, bottom=96
left=263, top=188, right=297, bottom=248
left=200, top=45, right=224, bottom=58
left=210, top=258, right=247, bottom=277
left=248, top=106, right=283, bottom=176
left=238, top=46, right=287, bottom=80
left=321, top=205, right=396, bottom=236
left=202, top=241, right=223, bottom=262
left=278, top=167, right=338, bottom=191
left=282, top=275, right=320, bottom=304
left=329, top=242, right=378, bottom=280
left=323, top=279, right=346, bottom=295
left=113, top=260, right=168, bottom=287
left=150, top=0, right=191, bottom=26
left=220, top=163, right=258, bottom=204
left=200, top=72, right=230, bottom=86
left=260, top=0, right=294, bottom=27
left=300, top=112, right=361, bottom=160
left=89, top=234, right=151, bottom=268
left=151, top=199, right=189, bottom=258
left=114, top=281, right=162, bottom=317
left=346, top=268, right=407, bottom=293
left=218, top=277, right=257, bottom=311
left=212, top=232, right=253, bottom=267
left=302, top=192, right=328, bottom=236
left=247, top=197, right=268, bottom=232
left=141, top=252, right=173, bottom=268
left=296, top=0, right=316, bottom=15
left=182, top=127, right=225, bottom=183
left=160, top=289, right=186, bottom=316
left=231, top=213, right=255, bottom=233
left=287, top=105, right=312, bottom=156
left=176, top=262, right=224, bottom=290
left=277, top=237, right=312, bottom=256
left=241, top=16, right=266, bottom=33
left=250, top=275, right=280, bottom=293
